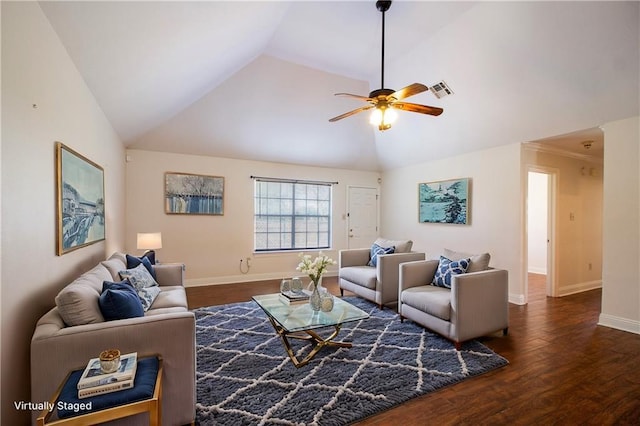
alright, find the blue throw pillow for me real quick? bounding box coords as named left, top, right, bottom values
left=99, top=280, right=144, bottom=321
left=368, top=243, right=395, bottom=267
left=142, top=250, right=156, bottom=265
left=126, top=254, right=156, bottom=279
left=432, top=256, right=471, bottom=288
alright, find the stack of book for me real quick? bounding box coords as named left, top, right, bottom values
left=279, top=290, right=310, bottom=305
left=77, top=352, right=137, bottom=398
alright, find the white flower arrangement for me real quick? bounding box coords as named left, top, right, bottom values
left=296, top=252, right=337, bottom=286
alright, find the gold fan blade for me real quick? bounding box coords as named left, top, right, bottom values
left=335, top=93, right=374, bottom=102
left=329, top=106, right=374, bottom=122
left=393, top=102, right=443, bottom=116
left=388, top=83, right=428, bottom=101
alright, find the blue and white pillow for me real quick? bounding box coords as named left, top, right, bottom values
left=137, top=286, right=161, bottom=311
left=126, top=254, right=156, bottom=279
left=119, top=263, right=160, bottom=311
left=368, top=243, right=395, bottom=267
left=432, top=256, right=471, bottom=288
left=119, top=263, right=158, bottom=291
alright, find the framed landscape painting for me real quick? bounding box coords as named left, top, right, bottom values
left=165, top=172, right=224, bottom=215
left=418, top=178, right=470, bottom=224
left=56, top=142, right=105, bottom=255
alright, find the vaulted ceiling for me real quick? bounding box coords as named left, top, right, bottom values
left=39, top=1, right=639, bottom=171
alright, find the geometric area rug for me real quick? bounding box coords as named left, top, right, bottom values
left=193, top=297, right=508, bottom=425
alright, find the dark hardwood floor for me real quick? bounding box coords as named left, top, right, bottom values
left=187, top=274, right=640, bottom=425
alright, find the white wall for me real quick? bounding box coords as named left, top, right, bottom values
left=380, top=143, right=524, bottom=303
left=125, top=150, right=380, bottom=285
left=1, top=3, right=125, bottom=423
left=527, top=172, right=548, bottom=274
left=599, top=116, right=640, bottom=333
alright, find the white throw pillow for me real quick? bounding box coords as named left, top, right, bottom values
left=443, top=248, right=490, bottom=273
left=374, top=238, right=413, bottom=253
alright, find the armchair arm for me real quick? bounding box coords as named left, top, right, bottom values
left=339, top=248, right=371, bottom=268
left=399, top=259, right=439, bottom=292
left=153, top=263, right=185, bottom=287
left=377, top=252, right=426, bottom=304
left=450, top=268, right=509, bottom=342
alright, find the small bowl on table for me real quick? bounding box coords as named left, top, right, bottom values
left=99, top=349, right=121, bottom=374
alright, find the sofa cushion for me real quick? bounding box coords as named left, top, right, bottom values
left=374, top=238, right=413, bottom=253
left=432, top=256, right=470, bottom=288
left=101, top=257, right=127, bottom=282
left=368, top=243, right=395, bottom=267
left=126, top=254, right=156, bottom=280
left=401, top=286, right=451, bottom=321
left=99, top=280, right=144, bottom=320
left=339, top=266, right=377, bottom=289
left=444, top=248, right=490, bottom=273
left=55, top=264, right=112, bottom=326
left=150, top=286, right=188, bottom=310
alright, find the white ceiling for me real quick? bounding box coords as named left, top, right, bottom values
left=39, top=1, right=639, bottom=171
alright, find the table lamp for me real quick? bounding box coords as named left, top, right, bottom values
left=137, top=232, right=162, bottom=264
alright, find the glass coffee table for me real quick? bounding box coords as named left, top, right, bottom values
left=252, top=294, right=369, bottom=368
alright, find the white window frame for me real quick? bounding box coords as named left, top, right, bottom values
left=253, top=178, right=333, bottom=252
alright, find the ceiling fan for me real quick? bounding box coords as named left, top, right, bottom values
left=329, top=0, right=443, bottom=131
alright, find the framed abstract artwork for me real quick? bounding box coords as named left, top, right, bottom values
left=56, top=142, right=105, bottom=255
left=418, top=178, right=470, bottom=224
left=165, top=172, right=224, bottom=215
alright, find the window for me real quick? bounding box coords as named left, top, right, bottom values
left=254, top=179, right=332, bottom=252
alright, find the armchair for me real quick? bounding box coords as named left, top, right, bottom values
left=399, top=253, right=508, bottom=350
left=339, top=238, right=425, bottom=309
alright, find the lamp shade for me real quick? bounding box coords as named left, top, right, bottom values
left=137, top=232, right=162, bottom=250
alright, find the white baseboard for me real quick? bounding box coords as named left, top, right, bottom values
left=557, top=280, right=602, bottom=297
left=598, top=313, right=640, bottom=335
left=527, top=266, right=547, bottom=275
left=186, top=271, right=338, bottom=287
left=509, top=293, right=526, bottom=305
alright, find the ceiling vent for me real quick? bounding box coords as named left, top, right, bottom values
left=430, top=81, right=453, bottom=99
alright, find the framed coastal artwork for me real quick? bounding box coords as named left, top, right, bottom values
left=56, top=142, right=105, bottom=255
left=418, top=178, right=470, bottom=224
left=165, top=172, right=224, bottom=215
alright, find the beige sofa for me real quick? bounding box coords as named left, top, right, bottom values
left=31, top=252, right=195, bottom=425
left=339, top=238, right=425, bottom=309
left=398, top=250, right=509, bottom=349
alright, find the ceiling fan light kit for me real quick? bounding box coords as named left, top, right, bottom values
left=329, top=0, right=444, bottom=131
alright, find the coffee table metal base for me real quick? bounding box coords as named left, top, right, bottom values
left=266, top=316, right=352, bottom=368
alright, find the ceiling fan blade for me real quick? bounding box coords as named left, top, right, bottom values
left=393, top=102, right=443, bottom=116
left=329, top=106, right=374, bottom=122
left=389, top=83, right=428, bottom=101
left=335, top=93, right=374, bottom=102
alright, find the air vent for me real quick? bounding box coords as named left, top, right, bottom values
left=430, top=81, right=453, bottom=99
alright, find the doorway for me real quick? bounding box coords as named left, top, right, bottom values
left=526, top=167, right=557, bottom=300
left=347, top=186, right=378, bottom=249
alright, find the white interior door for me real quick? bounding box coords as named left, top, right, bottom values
left=347, top=186, right=378, bottom=249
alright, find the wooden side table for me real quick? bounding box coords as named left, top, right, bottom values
left=37, top=356, right=163, bottom=426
